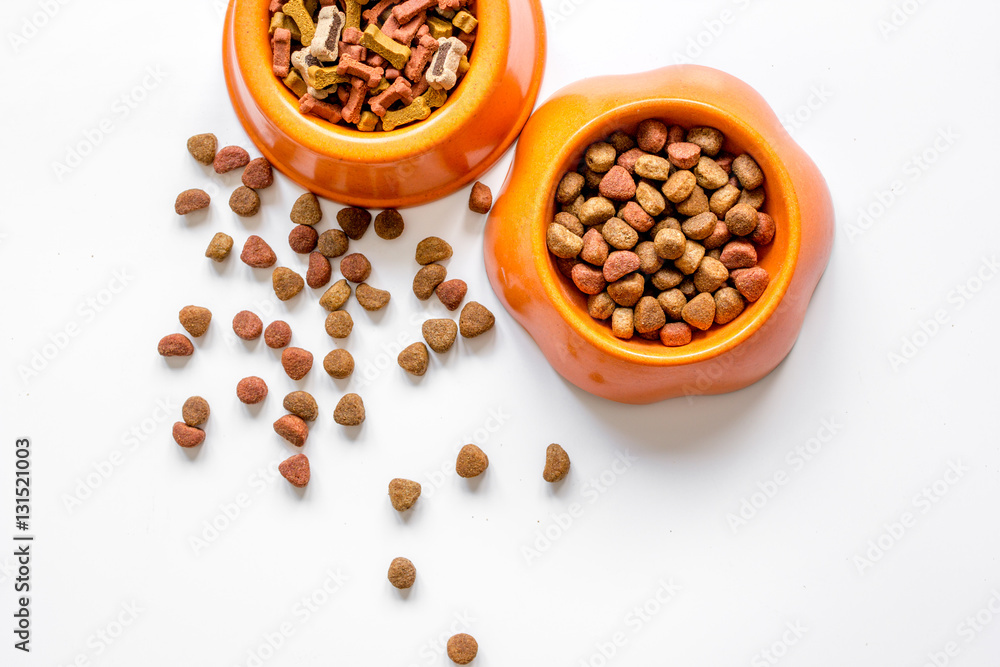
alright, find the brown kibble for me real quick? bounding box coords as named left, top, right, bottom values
left=447, top=634, right=478, bottom=665
left=413, top=264, right=448, bottom=300
left=237, top=376, right=268, bottom=404
left=415, top=237, right=453, bottom=265
left=213, top=145, right=250, bottom=173
left=172, top=422, right=205, bottom=448
left=272, top=267, right=305, bottom=301
left=242, top=157, right=274, bottom=189
left=726, top=203, right=759, bottom=236
left=232, top=310, right=264, bottom=340
left=387, top=557, right=416, bottom=589
left=620, top=201, right=655, bottom=233
left=750, top=212, right=776, bottom=245
left=356, top=283, right=391, bottom=311
left=265, top=320, right=292, bottom=348
left=585, top=142, right=617, bottom=173
left=598, top=165, right=636, bottom=201
left=732, top=266, right=771, bottom=302
left=435, top=279, right=467, bottom=311
left=587, top=292, right=615, bottom=320
left=555, top=257, right=578, bottom=280
left=681, top=211, right=718, bottom=241
left=182, top=396, right=211, bottom=427
left=682, top=292, right=716, bottom=330
left=175, top=189, right=210, bottom=215
left=289, top=225, right=319, bottom=254
left=637, top=119, right=668, bottom=153
left=179, top=305, right=212, bottom=337
left=633, top=154, right=672, bottom=180
left=553, top=212, right=584, bottom=236
left=577, top=196, right=615, bottom=226
left=676, top=185, right=709, bottom=217
left=651, top=267, right=684, bottom=291
left=205, top=232, right=234, bottom=261
left=158, top=333, right=194, bottom=357
left=422, top=318, right=458, bottom=353
left=654, top=228, right=686, bottom=260
left=334, top=393, right=365, bottom=426
left=546, top=223, right=584, bottom=259
left=398, top=342, right=429, bottom=376
left=611, top=307, right=633, bottom=339
left=686, top=127, right=724, bottom=156
left=666, top=142, right=701, bottom=170
left=316, top=229, right=349, bottom=257
left=337, top=206, right=372, bottom=240
left=374, top=209, right=405, bottom=239
left=732, top=153, right=764, bottom=190
left=281, top=347, right=313, bottom=380
left=634, top=181, right=666, bottom=217
left=693, top=256, right=729, bottom=293
left=719, top=240, right=758, bottom=269
left=714, top=287, right=745, bottom=325
left=607, top=273, right=644, bottom=307
left=602, top=218, right=639, bottom=250
left=389, top=478, right=421, bottom=511
left=229, top=186, right=261, bottom=217
left=340, top=253, right=372, bottom=283
left=543, top=443, right=571, bottom=482
left=556, top=171, right=585, bottom=204
left=241, top=235, right=277, bottom=268
left=739, top=187, right=766, bottom=210
left=469, top=181, right=493, bottom=214
left=693, top=156, right=729, bottom=190
left=709, top=183, right=742, bottom=218
left=657, top=289, right=687, bottom=320
left=459, top=301, right=495, bottom=338
left=607, top=130, right=636, bottom=154
left=678, top=277, right=697, bottom=298
left=703, top=221, right=732, bottom=250
left=319, top=279, right=352, bottom=311
left=616, top=148, right=647, bottom=175
left=660, top=322, right=693, bottom=347
left=187, top=133, right=217, bottom=165
left=662, top=170, right=696, bottom=204
left=603, top=251, right=641, bottom=283
left=306, top=252, right=332, bottom=288
left=580, top=228, right=609, bottom=266
left=273, top=414, right=309, bottom=447
left=279, top=454, right=310, bottom=487
left=325, top=310, right=354, bottom=338
left=323, top=349, right=355, bottom=379
left=283, top=391, right=318, bottom=421
left=290, top=193, right=323, bottom=225
left=635, top=241, right=664, bottom=275
left=456, top=444, right=488, bottom=478
left=634, top=295, right=666, bottom=334
left=674, top=240, right=706, bottom=275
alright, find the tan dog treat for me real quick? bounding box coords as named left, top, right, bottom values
left=732, top=153, right=764, bottom=190
left=426, top=14, right=453, bottom=38
left=337, top=207, right=371, bottom=239
left=387, top=557, right=416, bottom=589
left=398, top=342, right=429, bottom=376
left=469, top=181, right=492, bottom=214
left=739, top=186, right=766, bottom=210
left=674, top=240, right=706, bottom=275
left=389, top=478, right=421, bottom=511
left=340, top=253, right=372, bottom=283
left=585, top=142, right=617, bottom=173
left=290, top=192, right=323, bottom=225
left=172, top=422, right=205, bottom=448
left=542, top=443, right=571, bottom=482
left=233, top=311, right=264, bottom=340
left=311, top=5, right=345, bottom=61
left=693, top=156, right=729, bottom=190
left=274, top=414, right=309, bottom=447
left=334, top=393, right=366, bottom=425
left=651, top=267, right=684, bottom=291
left=725, top=203, right=759, bottom=236
left=229, top=186, right=261, bottom=217
left=272, top=267, right=305, bottom=301
left=750, top=212, right=775, bottom=245
left=459, top=301, right=494, bottom=338
left=415, top=236, right=453, bottom=264
left=374, top=209, right=405, bottom=239
left=265, top=321, right=293, bottom=348
left=456, top=444, right=488, bottom=478
left=578, top=196, right=615, bottom=226
left=602, top=218, right=638, bottom=250
left=635, top=181, right=666, bottom=216
left=587, top=292, right=615, bottom=320
left=241, top=236, right=277, bottom=268
left=546, top=223, right=584, bottom=259
left=422, top=318, right=458, bottom=352
left=634, top=154, right=671, bottom=180
left=571, top=263, right=606, bottom=295
left=282, top=70, right=309, bottom=98
left=709, top=183, right=741, bottom=217
left=657, top=289, right=687, bottom=320
left=324, top=348, right=355, bottom=378
left=283, top=0, right=316, bottom=45
left=580, top=228, right=609, bottom=266
left=435, top=279, right=467, bottom=311
left=205, top=232, right=234, bottom=262
left=553, top=212, right=584, bottom=236
left=237, top=376, right=268, bottom=404
left=556, top=172, right=585, bottom=204
left=426, top=36, right=467, bottom=90
left=680, top=211, right=717, bottom=241
left=703, top=221, right=732, bottom=251
left=714, top=287, right=745, bottom=325
left=214, top=145, right=251, bottom=174
left=182, top=396, right=211, bottom=427
left=413, top=264, right=447, bottom=299
left=611, top=307, right=634, bottom=339
left=634, top=295, right=666, bottom=334
left=178, top=306, right=212, bottom=338
left=662, top=170, right=696, bottom=204
left=382, top=96, right=432, bottom=130
left=452, top=9, right=477, bottom=32
left=187, top=133, right=217, bottom=165
left=675, top=185, right=709, bottom=217
left=175, top=189, right=210, bottom=215
left=732, top=266, right=770, bottom=302
left=607, top=273, right=644, bottom=307
left=317, top=229, right=349, bottom=257
left=686, top=127, right=724, bottom=156
left=682, top=292, right=716, bottom=330
left=279, top=453, right=310, bottom=487
left=654, top=228, right=686, bottom=260
left=356, top=283, right=391, bottom=311
left=599, top=165, right=637, bottom=201
left=325, top=310, right=354, bottom=338
left=320, top=279, right=352, bottom=311
left=447, top=634, right=478, bottom=665
left=242, top=157, right=274, bottom=189
left=659, top=321, right=692, bottom=347
left=281, top=347, right=313, bottom=380
left=693, top=257, right=729, bottom=293
left=158, top=334, right=193, bottom=357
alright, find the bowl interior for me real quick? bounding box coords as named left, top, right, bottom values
left=537, top=99, right=800, bottom=365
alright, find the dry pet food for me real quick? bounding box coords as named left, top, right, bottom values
left=175, top=189, right=211, bottom=215
left=459, top=301, right=494, bottom=338
left=317, top=229, right=350, bottom=257
left=415, top=237, right=452, bottom=264
left=233, top=310, right=264, bottom=340
left=323, top=348, right=355, bottom=378
left=387, top=557, right=416, bottom=589
left=273, top=267, right=306, bottom=300
left=307, top=252, right=333, bottom=288
left=320, top=279, right=352, bottom=310
left=241, top=236, right=278, bottom=268
left=242, top=157, right=274, bottom=189
left=290, top=192, right=323, bottom=225
left=468, top=181, right=492, bottom=214
left=230, top=186, right=261, bottom=217
left=214, top=145, right=250, bottom=174
left=274, top=414, right=309, bottom=446
left=388, top=478, right=421, bottom=511
left=447, top=634, right=478, bottom=665
left=334, top=393, right=365, bottom=425
left=265, top=320, right=293, bottom=348
left=338, top=207, right=372, bottom=240
left=178, top=306, right=212, bottom=337
left=543, top=443, right=570, bottom=482
left=413, top=264, right=447, bottom=300
left=282, top=347, right=314, bottom=380
left=374, top=209, right=405, bottom=239
left=279, top=453, right=310, bottom=487
left=290, top=225, right=320, bottom=253
left=456, top=444, right=488, bottom=478
left=340, top=253, right=372, bottom=283
left=158, top=334, right=194, bottom=357
left=548, top=121, right=775, bottom=346
left=187, top=133, right=218, bottom=165
left=397, top=342, right=429, bottom=375
left=325, top=310, right=354, bottom=338
left=172, top=422, right=205, bottom=448
left=182, top=396, right=211, bottom=427
left=237, top=376, right=268, bottom=404
left=356, top=283, right=391, bottom=310
left=283, top=391, right=319, bottom=421
left=422, top=318, right=457, bottom=352
left=435, top=279, right=466, bottom=311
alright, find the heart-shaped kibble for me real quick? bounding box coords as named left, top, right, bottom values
left=290, top=192, right=323, bottom=226
left=732, top=266, right=771, bottom=302
left=279, top=454, right=310, bottom=487
left=388, top=478, right=422, bottom=511
left=240, top=235, right=277, bottom=268
left=459, top=302, right=495, bottom=338
left=422, top=318, right=458, bottom=353
left=272, top=267, right=305, bottom=301
left=281, top=347, right=313, bottom=380
left=337, top=206, right=371, bottom=240
left=598, top=165, right=637, bottom=201
left=178, top=305, right=212, bottom=337
left=456, top=444, right=488, bottom=478
left=681, top=292, right=716, bottom=330
left=397, top=342, right=429, bottom=376
left=435, top=279, right=467, bottom=311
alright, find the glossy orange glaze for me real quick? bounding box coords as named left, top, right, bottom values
left=484, top=66, right=835, bottom=404
left=222, top=0, right=546, bottom=208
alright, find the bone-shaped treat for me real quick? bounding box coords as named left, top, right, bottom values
left=311, top=6, right=345, bottom=61
left=425, top=36, right=466, bottom=91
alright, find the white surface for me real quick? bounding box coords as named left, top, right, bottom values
left=3, top=1, right=1000, bottom=665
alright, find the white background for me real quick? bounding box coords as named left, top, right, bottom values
left=2, top=0, right=999, bottom=665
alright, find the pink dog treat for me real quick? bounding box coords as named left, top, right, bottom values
left=392, top=0, right=437, bottom=24
left=336, top=56, right=384, bottom=88
left=368, top=78, right=414, bottom=117
left=341, top=77, right=367, bottom=123
left=299, top=94, right=343, bottom=122
left=272, top=28, right=292, bottom=78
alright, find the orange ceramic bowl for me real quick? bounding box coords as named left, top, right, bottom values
left=484, top=66, right=835, bottom=404
left=222, top=0, right=546, bottom=208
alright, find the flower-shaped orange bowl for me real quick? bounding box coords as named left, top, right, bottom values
left=222, top=0, right=546, bottom=208
left=484, top=66, right=835, bottom=404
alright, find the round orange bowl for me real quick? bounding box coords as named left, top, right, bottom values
left=222, top=0, right=546, bottom=208
left=484, top=65, right=835, bottom=404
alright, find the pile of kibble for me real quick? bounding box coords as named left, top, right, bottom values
left=269, top=0, right=477, bottom=131
left=548, top=121, right=775, bottom=347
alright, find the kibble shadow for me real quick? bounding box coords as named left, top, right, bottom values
left=180, top=443, right=203, bottom=461
left=546, top=476, right=569, bottom=496
left=180, top=209, right=212, bottom=227
left=462, top=473, right=488, bottom=493
left=164, top=356, right=192, bottom=370
left=243, top=402, right=266, bottom=418
left=460, top=330, right=496, bottom=354
left=395, top=586, right=414, bottom=601
left=341, top=425, right=364, bottom=442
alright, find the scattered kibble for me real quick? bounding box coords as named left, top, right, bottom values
left=205, top=232, right=234, bottom=262
left=415, top=237, right=452, bottom=265
left=338, top=207, right=372, bottom=240
left=233, top=310, right=264, bottom=340
left=320, top=279, right=352, bottom=311
left=374, top=209, right=405, bottom=239
left=290, top=192, right=323, bottom=225
left=435, top=279, right=466, bottom=311
left=543, top=444, right=570, bottom=482
left=279, top=453, right=310, bottom=487
left=229, top=186, right=261, bottom=217
left=182, top=396, right=211, bottom=427
left=274, top=414, right=309, bottom=447
left=272, top=267, right=306, bottom=301
left=413, top=264, right=447, bottom=300
left=397, top=342, right=429, bottom=376
left=334, top=393, right=366, bottom=426
left=236, top=376, right=268, bottom=404
left=187, top=133, right=218, bottom=165
left=241, top=235, right=278, bottom=268
left=158, top=334, right=194, bottom=357
left=317, top=229, right=349, bottom=257
left=265, top=320, right=293, bottom=348
left=356, top=283, right=391, bottom=311
left=307, top=252, right=332, bottom=288
left=458, top=301, right=494, bottom=338
left=388, top=478, right=421, bottom=511
left=447, top=634, right=478, bottom=665
left=178, top=306, right=212, bottom=337
left=214, top=145, right=250, bottom=174
left=289, top=225, right=320, bottom=254
left=282, top=347, right=314, bottom=380
left=242, top=157, right=274, bottom=189
left=456, top=444, right=488, bottom=478
left=422, top=318, right=457, bottom=353
left=387, top=557, right=416, bottom=589
left=323, top=349, right=355, bottom=379
left=175, top=189, right=210, bottom=216
left=325, top=310, right=354, bottom=338
left=283, top=391, right=318, bottom=421
left=172, top=422, right=205, bottom=448
left=469, top=181, right=492, bottom=214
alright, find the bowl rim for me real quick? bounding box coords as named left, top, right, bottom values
left=231, top=0, right=507, bottom=161
left=531, top=98, right=802, bottom=367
